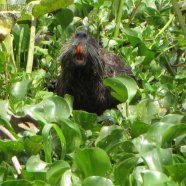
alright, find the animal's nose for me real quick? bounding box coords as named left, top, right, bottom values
left=75, top=31, right=87, bottom=38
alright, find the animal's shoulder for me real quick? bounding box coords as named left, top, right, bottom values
left=98, top=48, right=133, bottom=77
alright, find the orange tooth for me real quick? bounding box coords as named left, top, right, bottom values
left=75, top=44, right=84, bottom=53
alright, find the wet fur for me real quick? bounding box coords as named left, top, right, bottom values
left=56, top=32, right=133, bottom=114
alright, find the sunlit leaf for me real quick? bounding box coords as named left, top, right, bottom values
left=73, top=110, right=97, bottom=130
left=114, top=156, right=138, bottom=186
left=26, top=155, right=47, bottom=172
left=42, top=123, right=66, bottom=162
left=10, top=80, right=32, bottom=100
left=46, top=160, right=70, bottom=186
left=74, top=147, right=112, bottom=178
left=82, top=176, right=114, bottom=186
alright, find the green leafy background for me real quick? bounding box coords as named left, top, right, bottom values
left=0, top=0, right=186, bottom=185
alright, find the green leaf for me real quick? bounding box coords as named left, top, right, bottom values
left=42, top=123, right=66, bottom=162
left=104, top=75, right=138, bottom=103
left=10, top=80, right=32, bottom=100
left=0, top=100, right=11, bottom=121
left=95, top=125, right=124, bottom=152
left=59, top=119, right=82, bottom=153
left=116, top=75, right=138, bottom=103
left=46, top=160, right=70, bottom=186
left=166, top=163, right=186, bottom=182
left=32, top=0, right=73, bottom=18
left=73, top=110, right=97, bottom=130
left=133, top=122, right=186, bottom=150
left=104, top=77, right=128, bottom=103
left=142, top=170, right=170, bottom=186
left=146, top=122, right=186, bottom=147
left=23, top=96, right=72, bottom=124
left=54, top=9, right=73, bottom=29
left=42, top=96, right=72, bottom=122
left=133, top=99, right=160, bottom=123
left=82, top=176, right=114, bottom=186
left=142, top=148, right=172, bottom=172
left=124, top=28, right=155, bottom=64
left=2, top=180, right=49, bottom=186
left=24, top=136, right=43, bottom=155
left=74, top=147, right=112, bottom=178
left=180, top=146, right=186, bottom=158
left=161, top=114, right=184, bottom=124
left=130, top=121, right=150, bottom=138
left=26, top=155, right=47, bottom=172
left=0, top=139, right=24, bottom=155
left=114, top=156, right=138, bottom=186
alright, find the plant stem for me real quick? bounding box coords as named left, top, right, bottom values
left=128, top=0, right=142, bottom=26
left=114, top=0, right=124, bottom=37
left=155, top=14, right=175, bottom=38
left=26, top=16, right=36, bottom=73
left=171, top=0, right=186, bottom=38
left=126, top=102, right=129, bottom=118
left=16, top=27, right=24, bottom=70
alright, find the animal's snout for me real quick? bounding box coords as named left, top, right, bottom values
left=75, top=31, right=87, bottom=39
left=75, top=43, right=84, bottom=54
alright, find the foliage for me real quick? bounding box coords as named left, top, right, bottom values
left=0, top=0, right=186, bottom=185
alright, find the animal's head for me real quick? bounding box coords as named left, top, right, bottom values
left=61, top=31, right=104, bottom=73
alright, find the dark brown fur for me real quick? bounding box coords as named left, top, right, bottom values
left=56, top=31, right=133, bottom=114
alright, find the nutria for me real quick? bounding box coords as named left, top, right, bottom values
left=56, top=31, right=133, bottom=114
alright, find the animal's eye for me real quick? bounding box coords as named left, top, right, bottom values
left=75, top=33, right=80, bottom=37
left=82, top=33, right=87, bottom=37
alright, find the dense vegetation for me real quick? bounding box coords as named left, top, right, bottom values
left=0, top=0, right=186, bottom=185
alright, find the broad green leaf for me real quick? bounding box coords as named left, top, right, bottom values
left=73, top=110, right=97, bottom=130
left=104, top=77, right=128, bottom=102
left=10, top=80, right=32, bottom=100
left=124, top=28, right=155, bottom=64
left=0, top=166, right=6, bottom=182
left=42, top=96, right=72, bottom=122
left=166, top=163, right=186, bottom=182
left=60, top=169, right=81, bottom=186
left=46, top=160, right=70, bottom=186
left=116, top=75, right=138, bottom=103
left=95, top=125, right=124, bottom=152
left=142, top=148, right=172, bottom=172
left=146, top=122, right=186, bottom=147
left=1, top=180, right=32, bottom=186
left=0, top=117, right=13, bottom=131
left=22, top=170, right=46, bottom=183
left=23, top=96, right=72, bottom=124
left=114, top=156, right=138, bottom=186
left=32, top=0, right=73, bottom=18
left=132, top=99, right=160, bottom=123
left=59, top=119, right=82, bottom=153
left=74, top=147, right=112, bottom=178
left=142, top=170, right=170, bottom=186
left=132, top=135, right=156, bottom=154
left=180, top=146, right=186, bottom=158
left=0, top=139, right=24, bottom=155
left=24, top=136, right=43, bottom=155
left=1, top=180, right=49, bottom=186
left=0, top=12, right=17, bottom=42
left=42, top=123, right=66, bottom=162
left=133, top=123, right=186, bottom=150
left=26, top=155, right=47, bottom=172
left=82, top=176, right=114, bottom=186
left=54, top=9, right=73, bottom=29
left=130, top=121, right=150, bottom=138
left=161, top=114, right=184, bottom=124
left=0, top=100, right=11, bottom=121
